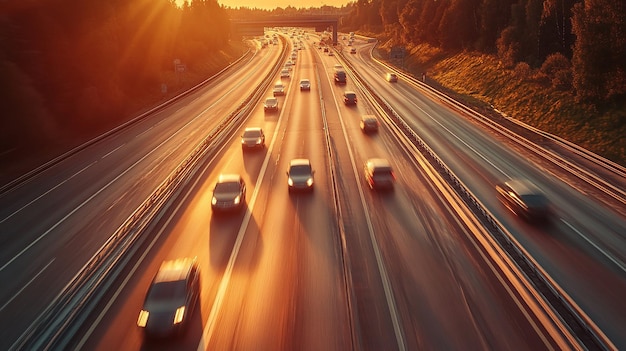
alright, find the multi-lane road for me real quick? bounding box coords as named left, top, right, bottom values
left=1, top=32, right=624, bottom=350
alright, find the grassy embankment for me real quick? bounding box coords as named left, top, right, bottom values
left=374, top=41, right=626, bottom=167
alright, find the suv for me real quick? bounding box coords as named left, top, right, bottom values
left=287, top=158, right=314, bottom=192
left=364, top=158, right=395, bottom=190
left=137, top=258, right=200, bottom=338
left=334, top=70, right=347, bottom=84
left=496, top=179, right=550, bottom=222
left=241, top=127, right=265, bottom=149
left=343, top=91, right=357, bottom=105
left=360, top=115, right=379, bottom=133
left=211, top=174, right=246, bottom=213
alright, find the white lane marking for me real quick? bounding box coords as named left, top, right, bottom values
left=561, top=219, right=626, bottom=273
left=197, top=67, right=291, bottom=351
left=0, top=162, right=96, bottom=224
left=0, top=258, right=55, bottom=313
left=101, top=144, right=124, bottom=159
left=325, top=59, right=407, bottom=351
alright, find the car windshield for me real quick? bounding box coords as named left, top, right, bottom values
left=214, top=182, right=241, bottom=194
left=289, top=165, right=311, bottom=175
left=146, top=280, right=186, bottom=302
left=243, top=130, right=261, bottom=138
left=521, top=194, right=547, bottom=208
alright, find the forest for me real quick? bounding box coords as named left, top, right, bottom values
left=1, top=0, right=624, bottom=165
left=343, top=0, right=625, bottom=105
left=1, top=0, right=230, bottom=155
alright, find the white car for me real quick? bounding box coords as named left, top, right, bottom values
left=280, top=69, right=290, bottom=78
left=273, top=83, right=285, bottom=96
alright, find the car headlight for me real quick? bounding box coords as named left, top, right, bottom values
left=256, top=138, right=262, bottom=144
left=137, top=310, right=150, bottom=327
left=288, top=178, right=294, bottom=186
left=233, top=195, right=241, bottom=204
left=306, top=178, right=314, bottom=186
left=173, top=306, right=185, bottom=325
left=241, top=139, right=246, bottom=144
left=212, top=197, right=217, bottom=205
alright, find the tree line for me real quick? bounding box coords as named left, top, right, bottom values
left=1, top=0, right=229, bottom=152
left=343, top=0, right=625, bottom=105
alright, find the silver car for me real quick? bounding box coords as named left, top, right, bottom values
left=287, top=159, right=314, bottom=192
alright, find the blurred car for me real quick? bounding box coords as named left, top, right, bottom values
left=286, top=60, right=295, bottom=67
left=334, top=70, right=347, bottom=84
left=299, top=78, right=311, bottom=91
left=323, top=47, right=329, bottom=52
left=364, top=158, right=395, bottom=190
left=241, top=127, right=265, bottom=149
left=343, top=91, right=357, bottom=105
left=137, top=258, right=200, bottom=338
left=350, top=48, right=356, bottom=54
left=273, top=82, right=285, bottom=96
left=496, top=179, right=550, bottom=222
left=211, top=174, right=246, bottom=212
left=328, top=51, right=334, bottom=56
left=360, top=115, right=379, bottom=133
left=280, top=69, right=290, bottom=78
left=333, top=64, right=343, bottom=71
left=287, top=158, right=314, bottom=191
left=386, top=72, right=398, bottom=82
left=264, top=97, right=278, bottom=112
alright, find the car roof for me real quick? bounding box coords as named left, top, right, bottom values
left=289, top=158, right=311, bottom=166
left=153, top=258, right=196, bottom=283
left=366, top=158, right=392, bottom=169
left=300, top=78, right=310, bottom=82
left=244, top=127, right=263, bottom=132
left=217, top=174, right=242, bottom=183
left=361, top=114, right=377, bottom=121
left=344, top=91, right=356, bottom=96
left=505, top=179, right=541, bottom=196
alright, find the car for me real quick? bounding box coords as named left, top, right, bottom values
left=333, top=64, right=343, bottom=71
left=286, top=60, right=295, bottom=67
left=241, top=127, right=265, bottom=149
left=343, top=91, right=357, bottom=105
left=360, top=115, right=379, bottom=133
left=350, top=48, right=356, bottom=54
left=334, top=70, right=347, bottom=84
left=328, top=51, right=334, bottom=56
left=273, top=83, right=285, bottom=96
left=287, top=159, right=314, bottom=191
left=280, top=69, right=290, bottom=78
left=364, top=158, right=395, bottom=190
left=263, top=97, right=278, bottom=112
left=323, top=47, right=329, bottom=52
left=386, top=72, right=398, bottom=82
left=496, top=179, right=550, bottom=222
left=299, top=78, right=311, bottom=91
left=137, top=258, right=200, bottom=338
left=211, top=174, right=246, bottom=212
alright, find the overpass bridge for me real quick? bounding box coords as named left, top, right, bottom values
left=231, top=15, right=341, bottom=44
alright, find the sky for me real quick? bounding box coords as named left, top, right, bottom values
left=178, top=0, right=351, bottom=10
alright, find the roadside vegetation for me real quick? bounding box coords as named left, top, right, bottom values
left=0, top=0, right=236, bottom=175
left=344, top=0, right=625, bottom=166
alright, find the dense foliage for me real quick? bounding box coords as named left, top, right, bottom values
left=0, top=0, right=229, bottom=151
left=343, top=0, right=626, bottom=105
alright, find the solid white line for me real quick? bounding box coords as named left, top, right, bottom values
left=0, top=259, right=55, bottom=313
left=561, top=219, right=626, bottom=273
left=0, top=162, right=95, bottom=224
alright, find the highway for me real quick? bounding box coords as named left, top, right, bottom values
left=1, top=32, right=624, bottom=351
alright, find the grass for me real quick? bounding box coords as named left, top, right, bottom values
left=375, top=42, right=626, bottom=167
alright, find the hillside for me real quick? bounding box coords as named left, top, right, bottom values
left=374, top=42, right=626, bottom=167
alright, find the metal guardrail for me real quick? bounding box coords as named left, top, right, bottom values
left=336, top=48, right=614, bottom=350
left=12, top=38, right=290, bottom=350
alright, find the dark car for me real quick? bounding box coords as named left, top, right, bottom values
left=496, top=179, right=550, bottom=222
left=360, top=115, right=379, bottom=133
left=334, top=70, right=347, bottom=84
left=343, top=91, right=357, bottom=105
left=299, top=79, right=311, bottom=91
left=241, top=127, right=265, bottom=149
left=364, top=158, right=395, bottom=190
left=211, top=174, right=246, bottom=213
left=137, top=258, right=200, bottom=338
left=287, top=158, right=314, bottom=192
